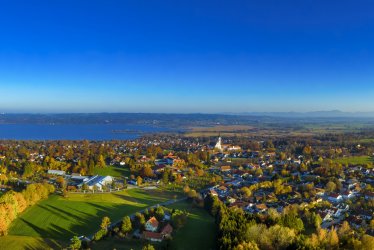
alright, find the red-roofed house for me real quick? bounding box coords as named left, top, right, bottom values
left=145, top=216, right=159, bottom=232
left=143, top=231, right=163, bottom=242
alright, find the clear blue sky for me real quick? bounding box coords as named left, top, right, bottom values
left=1, top=0, right=374, bottom=113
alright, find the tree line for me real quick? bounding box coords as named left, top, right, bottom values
left=0, top=183, right=55, bottom=235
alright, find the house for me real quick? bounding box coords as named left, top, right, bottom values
left=143, top=231, right=163, bottom=242
left=255, top=204, right=268, bottom=213
left=328, top=193, right=343, bottom=203
left=145, top=216, right=159, bottom=232
left=220, top=166, right=231, bottom=172
left=161, top=223, right=173, bottom=238
left=209, top=189, right=218, bottom=196
left=342, top=191, right=355, bottom=200
left=47, top=170, right=66, bottom=176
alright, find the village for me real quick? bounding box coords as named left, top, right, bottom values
left=0, top=133, right=373, bottom=248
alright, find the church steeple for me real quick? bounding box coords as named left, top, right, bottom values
left=215, top=136, right=223, bottom=152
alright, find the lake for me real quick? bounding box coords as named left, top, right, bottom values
left=0, top=124, right=169, bottom=140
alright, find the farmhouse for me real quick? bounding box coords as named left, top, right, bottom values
left=145, top=216, right=159, bottom=232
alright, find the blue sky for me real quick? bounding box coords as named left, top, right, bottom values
left=0, top=0, right=374, bottom=113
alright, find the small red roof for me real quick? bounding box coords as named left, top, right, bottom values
left=161, top=224, right=173, bottom=235
left=143, top=231, right=163, bottom=240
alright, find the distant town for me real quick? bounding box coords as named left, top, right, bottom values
left=0, top=124, right=373, bottom=249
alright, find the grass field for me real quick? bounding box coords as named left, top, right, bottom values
left=92, top=201, right=217, bottom=250
left=2, top=188, right=177, bottom=250
left=333, top=156, right=373, bottom=166
left=93, top=165, right=130, bottom=178
left=185, top=125, right=255, bottom=137
left=0, top=236, right=61, bottom=250
left=168, top=201, right=216, bottom=250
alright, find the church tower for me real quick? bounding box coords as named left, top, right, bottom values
left=215, top=136, right=223, bottom=152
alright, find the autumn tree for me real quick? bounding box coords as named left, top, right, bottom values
left=121, top=216, right=132, bottom=236
left=70, top=236, right=81, bottom=250
left=100, top=216, right=111, bottom=231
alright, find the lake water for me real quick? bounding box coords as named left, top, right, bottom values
left=0, top=124, right=169, bottom=140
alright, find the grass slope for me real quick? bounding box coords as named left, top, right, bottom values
left=169, top=201, right=216, bottom=250
left=7, top=189, right=175, bottom=241
left=0, top=236, right=61, bottom=250
left=92, top=201, right=216, bottom=250
left=93, top=166, right=130, bottom=178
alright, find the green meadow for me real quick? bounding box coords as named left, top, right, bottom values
left=93, top=166, right=131, bottom=178
left=333, top=156, right=373, bottom=166
left=91, top=201, right=217, bottom=250
left=0, top=189, right=177, bottom=249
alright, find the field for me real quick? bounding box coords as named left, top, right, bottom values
left=93, top=166, right=130, bottom=178
left=185, top=125, right=255, bottom=137
left=0, top=236, right=61, bottom=250
left=92, top=201, right=217, bottom=250
left=333, top=156, right=373, bottom=166
left=1, top=189, right=178, bottom=249
left=168, top=201, right=217, bottom=250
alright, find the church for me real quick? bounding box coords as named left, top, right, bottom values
left=215, top=137, right=241, bottom=152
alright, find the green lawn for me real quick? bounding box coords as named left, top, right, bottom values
left=0, top=236, right=61, bottom=250
left=92, top=201, right=217, bottom=250
left=168, top=201, right=217, bottom=250
left=93, top=165, right=130, bottom=178
left=333, top=156, right=373, bottom=166
left=6, top=189, right=175, bottom=243
left=91, top=238, right=155, bottom=250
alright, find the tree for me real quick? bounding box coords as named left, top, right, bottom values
left=135, top=212, right=146, bottom=228
left=121, top=216, right=132, bottom=236
left=162, top=170, right=169, bottom=184
left=136, top=176, right=143, bottom=186
left=240, top=187, right=252, bottom=198
left=70, top=236, right=81, bottom=250
left=100, top=216, right=111, bottom=230
left=98, top=154, right=106, bottom=168
left=255, top=168, right=263, bottom=177
left=93, top=229, right=106, bottom=241
left=155, top=206, right=165, bottom=221
left=183, top=185, right=190, bottom=194
left=142, top=244, right=155, bottom=250
left=56, top=176, right=66, bottom=189
left=360, top=235, right=374, bottom=250
left=187, top=189, right=198, bottom=199
left=280, top=214, right=304, bottom=233
left=326, top=181, right=337, bottom=193
left=327, top=227, right=339, bottom=248
left=142, top=166, right=154, bottom=177
left=303, top=146, right=312, bottom=156
left=234, top=241, right=259, bottom=250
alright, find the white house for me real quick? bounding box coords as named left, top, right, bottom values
left=328, top=194, right=343, bottom=203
